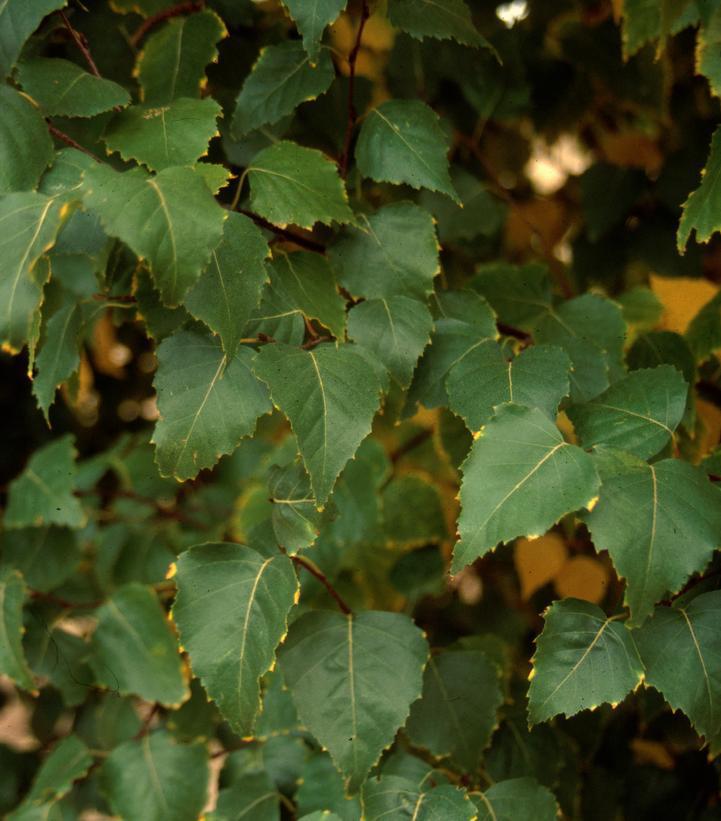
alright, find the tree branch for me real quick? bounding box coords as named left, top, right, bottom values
left=287, top=551, right=352, bottom=615
left=47, top=123, right=102, bottom=161
left=60, top=9, right=101, bottom=78
left=238, top=208, right=326, bottom=253
left=130, top=1, right=204, bottom=48
left=339, top=0, right=371, bottom=178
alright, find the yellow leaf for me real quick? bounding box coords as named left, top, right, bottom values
left=650, top=274, right=718, bottom=335
left=554, top=555, right=610, bottom=604
left=514, top=532, right=568, bottom=599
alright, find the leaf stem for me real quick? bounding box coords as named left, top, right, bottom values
left=286, top=550, right=352, bottom=615
left=60, top=9, right=101, bottom=78
left=339, top=1, right=371, bottom=178
left=46, top=123, right=102, bottom=161
left=130, top=1, right=204, bottom=48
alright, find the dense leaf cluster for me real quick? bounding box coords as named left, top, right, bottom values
left=2, top=0, right=721, bottom=818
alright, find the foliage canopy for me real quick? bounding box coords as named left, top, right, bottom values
left=2, top=0, right=721, bottom=817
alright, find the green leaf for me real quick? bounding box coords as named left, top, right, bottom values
left=452, top=404, right=599, bottom=572
left=17, top=58, right=131, bottom=117
left=0, top=192, right=66, bottom=352
left=697, top=8, right=721, bottom=97
left=472, top=777, right=559, bottom=821
left=447, top=342, right=571, bottom=432
left=5, top=435, right=85, bottom=529
left=82, top=164, right=226, bottom=305
left=0, top=86, right=55, bottom=194
left=24, top=621, right=93, bottom=706
left=1, top=527, right=80, bottom=593
left=267, top=250, right=346, bottom=338
left=90, top=583, right=187, bottom=705
left=32, top=302, right=84, bottom=420
left=567, top=366, right=687, bottom=459
left=282, top=0, right=346, bottom=60
left=23, top=735, right=92, bottom=806
left=101, top=731, right=209, bottom=821
left=362, top=776, right=475, bottom=820
left=407, top=290, right=498, bottom=410
left=331, top=202, right=440, bottom=300
left=248, top=141, right=353, bottom=229
left=152, top=329, right=272, bottom=480
left=269, top=461, right=323, bottom=551
left=278, top=610, right=429, bottom=792
left=103, top=97, right=221, bottom=172
left=685, top=291, right=721, bottom=361
left=348, top=297, right=432, bottom=389
left=533, top=293, right=626, bottom=403
left=184, top=212, right=269, bottom=356
left=406, top=649, right=503, bottom=771
left=355, top=100, right=459, bottom=202
left=137, top=9, right=226, bottom=104
left=528, top=599, right=643, bottom=723
left=635, top=591, right=721, bottom=754
left=585, top=451, right=721, bottom=625
left=210, top=772, right=279, bottom=821
left=627, top=331, right=696, bottom=388
left=388, top=0, right=489, bottom=48
left=172, top=542, right=298, bottom=736
left=678, top=126, right=721, bottom=250
left=0, top=569, right=34, bottom=690
left=244, top=278, right=306, bottom=345
left=470, top=263, right=552, bottom=330
left=0, top=0, right=66, bottom=79
left=382, top=475, right=446, bottom=546
left=232, top=41, right=334, bottom=136
left=254, top=343, right=382, bottom=505
left=135, top=266, right=191, bottom=341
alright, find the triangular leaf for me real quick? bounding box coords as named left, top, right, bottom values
left=453, top=405, right=599, bottom=572
left=348, top=296, right=433, bottom=389
left=17, top=58, right=131, bottom=117
left=100, top=731, right=209, bottom=821
left=0, top=85, right=54, bottom=194
left=82, top=164, right=226, bottom=305
left=173, top=542, right=298, bottom=736
left=5, top=435, right=85, bottom=529
left=406, top=649, right=503, bottom=771
left=248, top=140, right=354, bottom=229
left=331, top=202, right=440, bottom=300
left=269, top=461, right=324, bottom=552
left=567, top=366, right=687, bottom=460
left=528, top=599, right=643, bottom=723
left=232, top=41, right=334, bottom=136
left=90, top=584, right=188, bottom=705
left=678, top=125, right=721, bottom=250
left=103, top=97, right=222, bottom=172
left=0, top=0, right=67, bottom=79
left=136, top=9, right=227, bottom=105
left=282, top=0, right=347, bottom=60
left=278, top=610, right=429, bottom=792
left=634, top=590, right=721, bottom=755
left=447, top=342, right=571, bottom=431
left=388, top=0, right=490, bottom=49
left=0, top=192, right=66, bottom=352
left=184, top=212, right=269, bottom=356
left=253, top=342, right=382, bottom=505
left=355, top=100, right=459, bottom=202
left=32, top=302, right=84, bottom=420
left=585, top=450, right=721, bottom=624
left=152, top=329, right=272, bottom=480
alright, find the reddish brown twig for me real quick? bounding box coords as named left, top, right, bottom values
left=60, top=9, right=101, bottom=78
left=288, top=552, right=352, bottom=615
left=390, top=427, right=434, bottom=463
left=497, top=322, right=532, bottom=342
left=130, top=1, right=204, bottom=47
left=302, top=335, right=332, bottom=350
left=47, top=123, right=102, bottom=161
left=238, top=208, right=326, bottom=253
left=29, top=590, right=103, bottom=609
left=339, top=1, right=371, bottom=178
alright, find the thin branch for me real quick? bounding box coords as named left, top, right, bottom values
left=29, top=590, right=103, bottom=610
left=238, top=208, right=326, bottom=253
left=47, top=123, right=102, bottom=161
left=497, top=321, right=532, bottom=342
left=60, top=9, right=101, bottom=78
left=130, top=1, right=204, bottom=48
left=339, top=1, right=371, bottom=178
left=390, top=427, right=434, bottom=463
left=287, top=551, right=352, bottom=615
left=302, top=335, right=331, bottom=350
